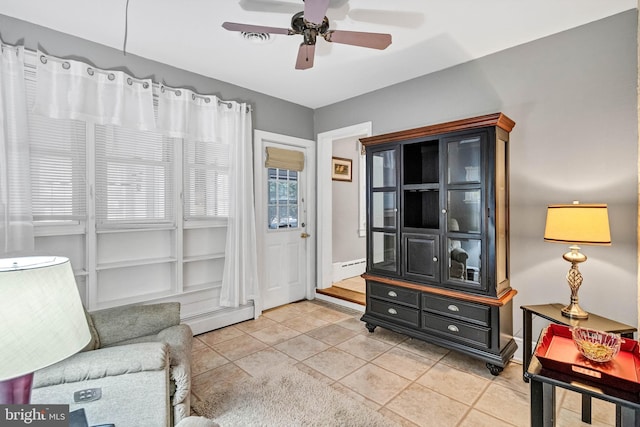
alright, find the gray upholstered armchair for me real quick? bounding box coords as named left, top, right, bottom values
left=31, top=302, right=193, bottom=426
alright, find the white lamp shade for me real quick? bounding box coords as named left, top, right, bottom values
left=0, top=256, right=91, bottom=381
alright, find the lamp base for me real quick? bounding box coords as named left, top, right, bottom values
left=561, top=302, right=589, bottom=320
left=0, top=373, right=34, bottom=404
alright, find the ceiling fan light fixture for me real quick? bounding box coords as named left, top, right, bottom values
left=241, top=31, right=272, bottom=43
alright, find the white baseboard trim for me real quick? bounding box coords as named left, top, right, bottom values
left=183, top=305, right=254, bottom=335
left=314, top=292, right=366, bottom=313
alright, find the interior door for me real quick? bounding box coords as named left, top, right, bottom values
left=254, top=131, right=315, bottom=311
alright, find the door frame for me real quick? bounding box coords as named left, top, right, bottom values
left=254, top=130, right=317, bottom=304
left=317, top=122, right=372, bottom=290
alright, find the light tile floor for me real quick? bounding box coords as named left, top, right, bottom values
left=191, top=299, right=617, bottom=427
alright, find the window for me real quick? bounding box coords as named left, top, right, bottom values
left=184, top=138, right=229, bottom=220
left=26, top=74, right=87, bottom=225
left=95, top=125, right=175, bottom=228
left=267, top=168, right=298, bottom=229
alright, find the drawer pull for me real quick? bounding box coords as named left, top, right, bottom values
left=387, top=291, right=398, bottom=298
left=447, top=304, right=459, bottom=312
left=432, top=257, right=438, bottom=262
left=447, top=325, right=459, bottom=333
left=388, top=308, right=398, bottom=315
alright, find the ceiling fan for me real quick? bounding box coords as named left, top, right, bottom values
left=222, top=0, right=392, bottom=70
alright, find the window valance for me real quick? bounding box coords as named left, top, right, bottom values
left=33, top=51, right=156, bottom=130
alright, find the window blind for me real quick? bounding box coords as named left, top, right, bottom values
left=25, top=71, right=87, bottom=222
left=184, top=138, right=229, bottom=219
left=95, top=125, right=175, bottom=228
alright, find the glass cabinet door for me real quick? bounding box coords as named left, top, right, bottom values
left=447, top=237, right=481, bottom=285
left=372, top=232, right=397, bottom=272
left=369, top=148, right=398, bottom=274
left=446, top=134, right=484, bottom=289
left=372, top=192, right=396, bottom=228
left=372, top=150, right=396, bottom=188
left=448, top=136, right=481, bottom=184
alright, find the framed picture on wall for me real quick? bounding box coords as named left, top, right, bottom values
left=332, top=157, right=353, bottom=182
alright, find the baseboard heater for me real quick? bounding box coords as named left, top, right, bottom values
left=332, top=258, right=366, bottom=283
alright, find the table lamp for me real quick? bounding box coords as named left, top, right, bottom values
left=543, top=202, right=611, bottom=319
left=0, top=256, right=91, bottom=404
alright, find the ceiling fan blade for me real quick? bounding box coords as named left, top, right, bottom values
left=324, top=30, right=392, bottom=50
left=295, top=43, right=316, bottom=70
left=222, top=22, right=291, bottom=35
left=304, top=0, right=330, bottom=25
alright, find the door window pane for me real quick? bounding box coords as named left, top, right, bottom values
left=267, top=168, right=299, bottom=229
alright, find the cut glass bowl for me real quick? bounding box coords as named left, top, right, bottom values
left=572, top=326, right=621, bottom=363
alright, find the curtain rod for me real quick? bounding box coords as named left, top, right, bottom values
left=13, top=45, right=252, bottom=112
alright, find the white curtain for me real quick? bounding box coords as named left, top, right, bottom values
left=220, top=104, right=259, bottom=312
left=0, top=44, right=34, bottom=253
left=156, top=89, right=260, bottom=312
left=33, top=51, right=155, bottom=130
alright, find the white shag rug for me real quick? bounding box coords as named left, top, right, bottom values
left=192, top=367, right=399, bottom=427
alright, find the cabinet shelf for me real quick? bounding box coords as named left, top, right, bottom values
left=183, top=253, right=225, bottom=263
left=403, top=184, right=439, bottom=192
left=96, top=257, right=177, bottom=271
left=93, top=289, right=178, bottom=310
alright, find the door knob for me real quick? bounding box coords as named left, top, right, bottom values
left=300, top=232, right=311, bottom=238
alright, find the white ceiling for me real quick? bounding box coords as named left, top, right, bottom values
left=0, top=0, right=636, bottom=108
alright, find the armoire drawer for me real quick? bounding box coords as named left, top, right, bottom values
left=368, top=298, right=420, bottom=328
left=368, top=281, right=420, bottom=308
left=422, top=294, right=490, bottom=326
left=421, top=312, right=490, bottom=349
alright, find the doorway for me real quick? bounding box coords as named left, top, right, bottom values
left=254, top=130, right=316, bottom=311
left=316, top=123, right=371, bottom=309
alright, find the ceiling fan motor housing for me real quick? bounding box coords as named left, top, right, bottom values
left=291, top=11, right=329, bottom=45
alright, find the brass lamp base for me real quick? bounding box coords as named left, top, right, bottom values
left=561, top=245, right=589, bottom=320
left=561, top=302, right=589, bottom=319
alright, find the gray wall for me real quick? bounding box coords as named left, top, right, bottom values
left=0, top=14, right=314, bottom=141
left=316, top=10, right=639, bottom=337
left=332, top=135, right=365, bottom=263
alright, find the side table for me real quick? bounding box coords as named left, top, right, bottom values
left=521, top=303, right=636, bottom=424
left=526, top=355, right=640, bottom=426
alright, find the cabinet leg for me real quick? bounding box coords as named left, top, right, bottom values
left=365, top=323, right=377, bottom=333
left=486, top=363, right=503, bottom=376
